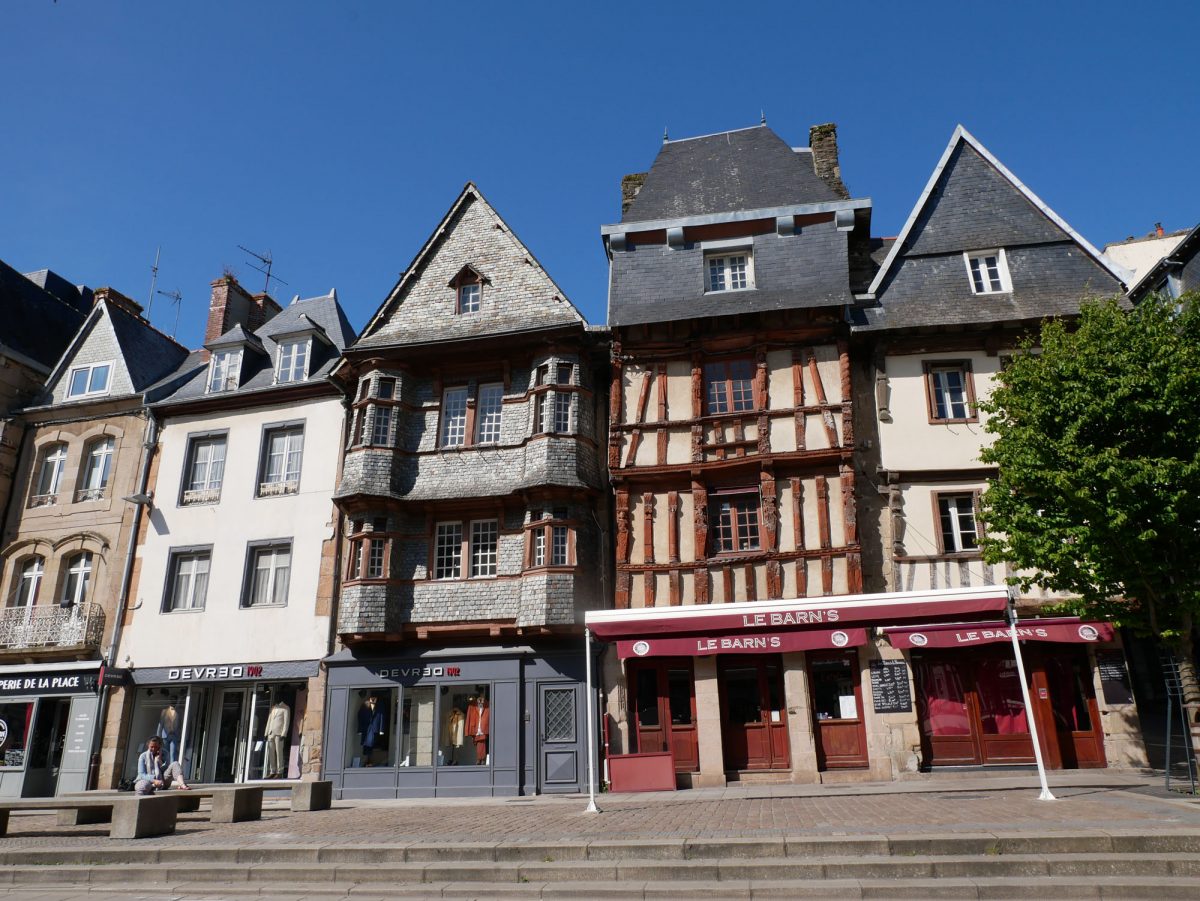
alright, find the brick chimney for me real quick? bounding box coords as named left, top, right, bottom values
left=809, top=123, right=850, bottom=200
left=621, top=173, right=647, bottom=216
left=205, top=275, right=257, bottom=347
left=249, top=292, right=283, bottom=331
left=93, top=286, right=144, bottom=319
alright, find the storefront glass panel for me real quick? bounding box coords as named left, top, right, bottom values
left=438, top=685, right=489, bottom=767
left=246, top=684, right=300, bottom=780
left=0, top=701, right=34, bottom=768
left=345, top=687, right=398, bottom=768
left=917, top=661, right=971, bottom=736
left=1044, top=656, right=1092, bottom=732
left=975, top=658, right=1028, bottom=735
left=811, top=657, right=857, bottom=721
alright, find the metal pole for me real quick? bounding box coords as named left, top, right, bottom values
left=177, top=688, right=192, bottom=770
left=243, top=689, right=259, bottom=782
left=584, top=627, right=601, bottom=814
left=1007, top=605, right=1055, bottom=801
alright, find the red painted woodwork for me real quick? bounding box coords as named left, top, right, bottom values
left=808, top=650, right=869, bottom=769
left=607, top=752, right=677, bottom=793
left=718, top=656, right=790, bottom=771
left=627, top=658, right=699, bottom=773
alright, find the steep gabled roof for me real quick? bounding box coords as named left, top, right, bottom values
left=621, top=124, right=840, bottom=224
left=356, top=183, right=585, bottom=349
left=1127, top=221, right=1200, bottom=302
left=866, top=126, right=1131, bottom=298
left=0, top=259, right=89, bottom=371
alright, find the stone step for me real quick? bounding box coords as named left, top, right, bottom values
left=8, top=876, right=1200, bottom=900
left=3, top=831, right=1199, bottom=867
left=6, top=853, right=1200, bottom=887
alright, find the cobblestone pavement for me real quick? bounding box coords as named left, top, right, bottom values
left=1, top=784, right=1198, bottom=849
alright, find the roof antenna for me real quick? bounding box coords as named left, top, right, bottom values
left=146, top=246, right=161, bottom=317
left=236, top=245, right=289, bottom=295
left=156, top=288, right=183, bottom=338
left=663, top=127, right=669, bottom=143
left=760, top=110, right=766, bottom=125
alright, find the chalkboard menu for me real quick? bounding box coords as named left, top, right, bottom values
left=869, top=660, right=913, bottom=714
left=1096, top=651, right=1135, bottom=705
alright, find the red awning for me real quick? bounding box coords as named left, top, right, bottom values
left=586, top=587, right=1009, bottom=641
left=617, top=627, right=868, bottom=660
left=884, top=617, right=1114, bottom=650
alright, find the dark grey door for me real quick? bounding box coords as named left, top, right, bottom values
left=537, top=682, right=582, bottom=793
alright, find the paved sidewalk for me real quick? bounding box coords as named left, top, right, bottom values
left=1, top=772, right=1197, bottom=850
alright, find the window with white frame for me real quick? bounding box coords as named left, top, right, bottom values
left=182, top=434, right=226, bottom=504
left=964, top=250, right=1011, bottom=294
left=475, top=383, right=504, bottom=444
left=470, top=520, right=498, bottom=577
left=276, top=339, right=309, bottom=383
left=61, top=552, right=92, bottom=606
left=370, top=405, right=394, bottom=446
left=32, top=444, right=68, bottom=505
left=258, top=425, right=304, bottom=496
left=207, top=349, right=242, bottom=393
left=707, top=253, right=752, bottom=292
left=244, top=542, right=291, bottom=607
left=434, top=522, right=463, bottom=579
left=165, top=549, right=210, bottom=612
left=533, top=363, right=574, bottom=435
left=925, top=362, right=975, bottom=422
left=529, top=508, right=571, bottom=568
left=66, top=362, right=112, bottom=399
left=77, top=437, right=114, bottom=501
left=937, top=493, right=979, bottom=553
left=440, top=387, right=468, bottom=448
left=13, top=557, right=44, bottom=607
left=458, top=282, right=481, bottom=314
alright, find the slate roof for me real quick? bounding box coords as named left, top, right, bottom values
left=1127, top=221, right=1200, bottom=302
left=0, top=259, right=89, bottom=370
left=621, top=125, right=841, bottom=224
left=106, top=302, right=191, bottom=392
left=155, top=291, right=356, bottom=405
left=857, top=126, right=1128, bottom=332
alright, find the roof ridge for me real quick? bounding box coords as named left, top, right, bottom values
left=665, top=123, right=769, bottom=145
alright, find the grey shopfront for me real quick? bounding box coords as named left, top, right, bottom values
left=324, top=646, right=588, bottom=799
left=0, top=660, right=101, bottom=798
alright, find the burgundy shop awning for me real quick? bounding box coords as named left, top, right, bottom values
left=586, top=586, right=1010, bottom=641
left=617, top=626, right=868, bottom=660
left=884, top=617, right=1114, bottom=650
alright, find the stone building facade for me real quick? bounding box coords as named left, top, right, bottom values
left=326, top=184, right=608, bottom=798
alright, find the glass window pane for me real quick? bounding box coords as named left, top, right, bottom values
left=435, top=523, right=462, bottom=579
left=667, top=669, right=693, bottom=726
left=470, top=520, right=497, bottom=577
left=346, top=688, right=398, bottom=768
left=68, top=369, right=89, bottom=396
left=476, top=383, right=504, bottom=443
left=917, top=661, right=972, bottom=736
left=89, top=364, right=111, bottom=393
left=976, top=658, right=1028, bottom=735
left=811, top=656, right=857, bottom=720
left=441, top=388, right=468, bottom=447
left=439, top=684, right=490, bottom=765
left=634, top=669, right=659, bottom=728
left=0, top=701, right=36, bottom=766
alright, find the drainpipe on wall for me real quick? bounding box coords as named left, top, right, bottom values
left=86, top=408, right=158, bottom=789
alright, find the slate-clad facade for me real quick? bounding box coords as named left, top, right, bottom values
left=326, top=184, right=607, bottom=798
left=851, top=126, right=1146, bottom=773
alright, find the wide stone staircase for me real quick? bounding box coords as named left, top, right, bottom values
left=3, top=831, right=1200, bottom=898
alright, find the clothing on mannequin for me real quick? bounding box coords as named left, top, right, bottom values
left=465, top=696, right=490, bottom=765
left=264, top=701, right=291, bottom=778
left=441, top=707, right=465, bottom=765
left=357, top=695, right=386, bottom=765
left=158, top=704, right=180, bottom=763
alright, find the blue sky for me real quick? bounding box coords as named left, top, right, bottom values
left=3, top=1, right=1196, bottom=347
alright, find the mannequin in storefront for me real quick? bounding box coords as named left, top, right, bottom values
left=465, top=694, right=490, bottom=765
left=441, top=706, right=465, bottom=765
left=264, top=700, right=291, bottom=778
left=357, top=694, right=386, bottom=766
left=158, top=702, right=180, bottom=763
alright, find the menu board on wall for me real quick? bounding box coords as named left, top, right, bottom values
left=869, top=660, right=913, bottom=714
left=1097, top=651, right=1135, bottom=705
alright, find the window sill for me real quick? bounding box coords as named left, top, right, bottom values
left=161, top=607, right=206, bottom=615
left=257, top=481, right=299, bottom=498
left=704, top=287, right=756, bottom=295
left=928, top=417, right=979, bottom=426
left=241, top=602, right=288, bottom=610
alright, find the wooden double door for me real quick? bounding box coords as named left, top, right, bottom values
left=914, top=646, right=1106, bottom=769
left=718, top=657, right=790, bottom=771
left=626, top=658, right=699, bottom=772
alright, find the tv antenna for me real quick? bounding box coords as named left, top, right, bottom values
left=237, top=245, right=288, bottom=294
left=156, top=289, right=183, bottom=338
left=147, top=246, right=162, bottom=317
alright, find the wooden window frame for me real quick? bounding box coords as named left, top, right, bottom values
left=923, top=360, right=978, bottom=424
left=532, top=363, right=575, bottom=436
left=525, top=508, right=576, bottom=570
left=431, top=518, right=499, bottom=581
left=707, top=487, right=763, bottom=556
left=933, top=490, right=982, bottom=555
left=703, top=357, right=757, bottom=416
left=345, top=520, right=391, bottom=583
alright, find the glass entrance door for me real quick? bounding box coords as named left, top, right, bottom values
left=21, top=697, right=71, bottom=797
left=208, top=689, right=248, bottom=783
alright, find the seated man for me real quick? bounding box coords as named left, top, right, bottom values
left=135, top=735, right=191, bottom=794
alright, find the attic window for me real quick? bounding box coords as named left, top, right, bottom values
left=450, top=266, right=485, bottom=314
left=706, top=253, right=753, bottom=292
left=66, top=362, right=112, bottom=399
left=276, top=339, right=310, bottom=383
left=207, top=349, right=242, bottom=393
left=964, top=250, right=1011, bottom=295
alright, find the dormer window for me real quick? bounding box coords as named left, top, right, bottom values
left=66, top=362, right=112, bottom=399
left=207, top=349, right=242, bottom=393
left=450, top=266, right=486, bottom=314
left=965, top=250, right=1011, bottom=294
left=706, top=253, right=752, bottom=292
left=276, top=339, right=309, bottom=383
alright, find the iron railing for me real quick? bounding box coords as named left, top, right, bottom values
left=0, top=602, right=105, bottom=651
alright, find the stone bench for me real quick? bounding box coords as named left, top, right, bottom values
left=61, top=785, right=264, bottom=824
left=191, top=779, right=333, bottom=812
left=0, top=794, right=177, bottom=839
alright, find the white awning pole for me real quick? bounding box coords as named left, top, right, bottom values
left=177, top=688, right=192, bottom=770
left=584, top=626, right=601, bottom=814
left=1008, top=604, right=1056, bottom=801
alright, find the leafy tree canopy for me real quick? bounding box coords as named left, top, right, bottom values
left=979, top=293, right=1200, bottom=643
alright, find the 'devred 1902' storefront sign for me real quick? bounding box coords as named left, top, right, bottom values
left=618, top=627, right=869, bottom=660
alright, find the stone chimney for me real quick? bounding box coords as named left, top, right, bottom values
left=92, top=286, right=144, bottom=319
left=809, top=123, right=850, bottom=200
left=621, top=173, right=647, bottom=217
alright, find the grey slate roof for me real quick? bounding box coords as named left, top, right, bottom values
left=1127, top=221, right=1200, bottom=301
left=621, top=125, right=840, bottom=224
left=106, top=302, right=191, bottom=392
left=355, top=184, right=585, bottom=350
left=857, top=127, right=1126, bottom=332
left=207, top=323, right=264, bottom=352
left=0, top=259, right=89, bottom=370
left=154, top=291, right=356, bottom=405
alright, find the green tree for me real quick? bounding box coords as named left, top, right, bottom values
left=978, top=293, right=1200, bottom=712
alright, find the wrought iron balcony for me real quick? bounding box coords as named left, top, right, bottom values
left=74, top=487, right=107, bottom=503
left=0, top=602, right=105, bottom=652
left=28, top=493, right=57, bottom=508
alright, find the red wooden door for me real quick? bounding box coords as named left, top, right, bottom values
left=808, top=650, right=869, bottom=769
left=719, top=657, right=790, bottom=771
left=1034, top=650, right=1107, bottom=769
left=914, top=656, right=981, bottom=765
left=627, top=659, right=698, bottom=773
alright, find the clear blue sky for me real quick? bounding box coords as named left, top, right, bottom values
left=3, top=1, right=1196, bottom=347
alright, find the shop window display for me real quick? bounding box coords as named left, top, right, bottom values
left=122, top=688, right=207, bottom=781
left=0, top=701, right=34, bottom=767
left=346, top=688, right=397, bottom=768
left=438, top=685, right=490, bottom=766
left=246, top=684, right=301, bottom=779
left=811, top=657, right=858, bottom=721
